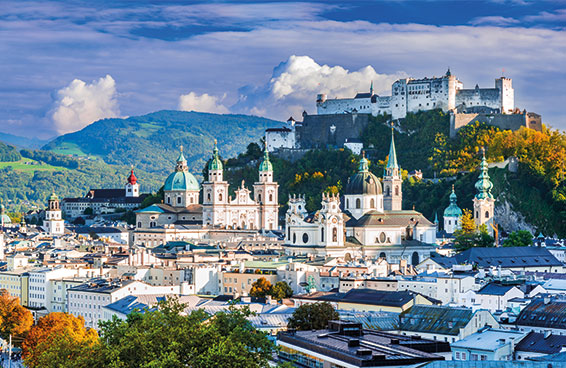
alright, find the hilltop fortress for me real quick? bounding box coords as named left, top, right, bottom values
left=316, top=69, right=515, bottom=119
left=266, top=70, right=542, bottom=152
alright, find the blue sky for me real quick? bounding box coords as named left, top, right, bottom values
left=1, top=0, right=565, bottom=138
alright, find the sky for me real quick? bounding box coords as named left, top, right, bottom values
left=1, top=0, right=565, bottom=139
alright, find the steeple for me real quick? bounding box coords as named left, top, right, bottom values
left=370, top=81, right=374, bottom=96
left=175, top=146, right=188, bottom=172
left=385, top=126, right=399, bottom=177
left=208, top=140, right=223, bottom=172
left=259, top=149, right=273, bottom=173
left=474, top=148, right=493, bottom=200
left=127, top=167, right=137, bottom=185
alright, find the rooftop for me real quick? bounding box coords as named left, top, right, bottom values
left=451, top=328, right=525, bottom=351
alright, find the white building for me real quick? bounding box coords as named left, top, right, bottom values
left=451, top=328, right=526, bottom=361
left=67, top=279, right=183, bottom=329
left=458, top=283, right=524, bottom=312
left=265, top=117, right=296, bottom=152
left=284, top=132, right=436, bottom=263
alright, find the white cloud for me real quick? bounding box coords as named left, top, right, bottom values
left=50, top=75, right=119, bottom=135
left=178, top=92, right=229, bottom=114
left=524, top=9, right=566, bottom=22
left=470, top=16, right=520, bottom=26
left=231, top=55, right=405, bottom=120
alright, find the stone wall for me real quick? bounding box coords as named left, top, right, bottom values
left=449, top=111, right=542, bottom=138
left=296, top=113, right=372, bottom=149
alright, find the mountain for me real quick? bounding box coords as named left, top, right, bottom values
left=43, top=110, right=282, bottom=177
left=0, top=131, right=50, bottom=149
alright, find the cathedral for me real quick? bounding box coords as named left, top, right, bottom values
left=135, top=143, right=279, bottom=240
left=284, top=130, right=437, bottom=265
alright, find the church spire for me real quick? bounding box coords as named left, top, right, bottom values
left=475, top=148, right=493, bottom=200
left=385, top=126, right=399, bottom=175
left=208, top=139, right=223, bottom=172
left=370, top=80, right=373, bottom=96
left=259, top=149, right=273, bottom=173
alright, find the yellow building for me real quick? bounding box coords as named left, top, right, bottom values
left=0, top=269, right=29, bottom=305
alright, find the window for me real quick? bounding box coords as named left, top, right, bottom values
left=219, top=193, right=223, bottom=201
left=258, top=194, right=262, bottom=202
left=485, top=211, right=489, bottom=218
left=207, top=193, right=211, bottom=201
left=177, top=196, right=181, bottom=204
left=356, top=198, right=361, bottom=209
left=471, top=354, right=478, bottom=361
left=395, top=186, right=399, bottom=196
left=332, top=227, right=338, bottom=242
left=321, top=228, right=325, bottom=242
left=269, top=194, right=273, bottom=202
left=370, top=198, right=375, bottom=208
left=292, top=233, right=296, bottom=244
left=302, top=233, right=309, bottom=244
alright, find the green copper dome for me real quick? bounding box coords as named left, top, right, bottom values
left=444, top=186, right=462, bottom=218
left=475, top=151, right=494, bottom=200
left=49, top=193, right=59, bottom=201
left=164, top=171, right=200, bottom=192
left=259, top=150, right=273, bottom=172
left=208, top=141, right=223, bottom=171
left=345, top=153, right=382, bottom=195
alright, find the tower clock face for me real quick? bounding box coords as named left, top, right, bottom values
left=332, top=217, right=338, bottom=224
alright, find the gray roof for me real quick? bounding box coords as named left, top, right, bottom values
left=516, top=331, right=566, bottom=354
left=294, top=288, right=432, bottom=308
left=399, top=305, right=477, bottom=336
left=347, top=210, right=434, bottom=227
left=452, top=247, right=562, bottom=268
left=516, top=296, right=566, bottom=329
left=476, top=283, right=517, bottom=296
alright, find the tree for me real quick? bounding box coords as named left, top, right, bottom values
left=287, top=302, right=339, bottom=331
left=504, top=230, right=533, bottom=247
left=270, top=281, right=293, bottom=301
left=83, top=207, right=94, bottom=215
left=0, top=289, right=33, bottom=339
left=86, top=297, right=275, bottom=368
left=454, top=210, right=495, bottom=250
left=249, top=277, right=272, bottom=298
left=22, top=312, right=99, bottom=368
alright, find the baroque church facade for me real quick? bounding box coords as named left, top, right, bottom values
left=135, top=144, right=278, bottom=238
left=284, top=130, right=437, bottom=265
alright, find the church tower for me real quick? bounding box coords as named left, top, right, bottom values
left=473, top=150, right=495, bottom=234
left=383, top=128, right=402, bottom=211
left=444, top=185, right=463, bottom=234
left=318, top=192, right=344, bottom=247
left=45, top=193, right=64, bottom=235
left=125, top=168, right=139, bottom=198
left=202, top=141, right=230, bottom=227
left=253, top=149, right=279, bottom=230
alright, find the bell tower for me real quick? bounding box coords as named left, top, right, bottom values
left=45, top=193, right=64, bottom=235
left=254, top=149, right=279, bottom=230
left=473, top=149, right=495, bottom=235
left=202, top=140, right=229, bottom=227
left=125, top=167, right=139, bottom=198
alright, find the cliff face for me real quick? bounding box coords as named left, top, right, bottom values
left=494, top=197, right=537, bottom=235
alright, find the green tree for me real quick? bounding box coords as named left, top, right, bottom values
left=454, top=210, right=494, bottom=250
left=270, top=282, right=293, bottom=301
left=503, top=230, right=533, bottom=247
left=287, top=302, right=339, bottom=331
left=83, top=207, right=94, bottom=215
left=81, top=297, right=275, bottom=368
left=250, top=277, right=272, bottom=298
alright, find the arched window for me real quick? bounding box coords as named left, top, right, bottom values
left=346, top=199, right=349, bottom=208
left=370, top=198, right=375, bottom=208
left=269, top=194, right=273, bottom=202
left=356, top=198, right=361, bottom=209
left=395, top=186, right=399, bottom=196
left=302, top=233, right=309, bottom=244
left=258, top=194, right=262, bottom=202
left=412, top=252, right=420, bottom=266
left=189, top=197, right=193, bottom=204
left=332, top=227, right=338, bottom=242
left=485, top=211, right=489, bottom=219
left=207, top=192, right=211, bottom=201
left=292, top=233, right=296, bottom=244
left=380, top=252, right=387, bottom=259
left=321, top=227, right=325, bottom=242
left=167, top=197, right=171, bottom=204
left=177, top=197, right=181, bottom=204
left=219, top=193, right=223, bottom=201
left=288, top=227, right=291, bottom=240
left=137, top=222, right=141, bottom=228
left=385, top=186, right=390, bottom=196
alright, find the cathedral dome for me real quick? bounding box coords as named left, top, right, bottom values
left=345, top=156, right=382, bottom=195
left=164, top=171, right=199, bottom=192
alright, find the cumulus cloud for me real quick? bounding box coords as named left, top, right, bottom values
left=178, top=92, right=229, bottom=114
left=231, top=55, right=405, bottom=120
left=50, top=75, right=119, bottom=134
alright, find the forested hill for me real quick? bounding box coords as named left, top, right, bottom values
left=220, top=110, right=566, bottom=237
left=42, top=110, right=281, bottom=176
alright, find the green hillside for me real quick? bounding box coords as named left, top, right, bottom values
left=43, top=110, right=281, bottom=176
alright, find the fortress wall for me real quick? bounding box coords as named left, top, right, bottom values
left=296, top=113, right=371, bottom=149
left=450, top=112, right=541, bottom=138
left=317, top=97, right=373, bottom=115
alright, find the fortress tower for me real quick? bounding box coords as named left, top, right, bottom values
left=495, top=77, right=514, bottom=114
